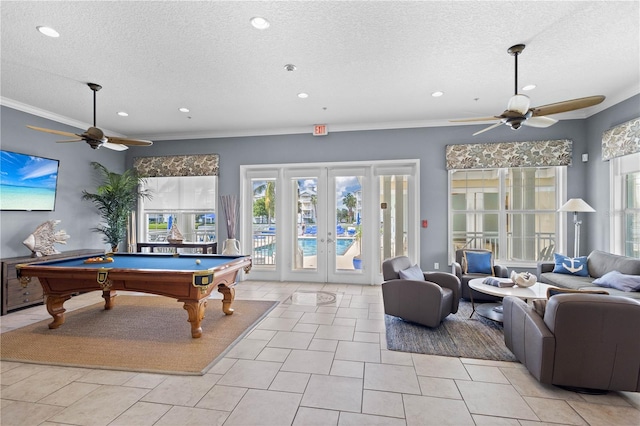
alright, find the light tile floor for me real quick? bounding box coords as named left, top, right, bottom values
left=1, top=280, right=639, bottom=425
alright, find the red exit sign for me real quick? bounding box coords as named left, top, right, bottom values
left=313, top=124, right=328, bottom=136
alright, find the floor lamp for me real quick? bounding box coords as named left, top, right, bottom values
left=558, top=198, right=595, bottom=257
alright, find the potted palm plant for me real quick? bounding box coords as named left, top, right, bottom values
left=82, top=162, right=150, bottom=252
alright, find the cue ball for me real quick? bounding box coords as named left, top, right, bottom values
left=196, top=259, right=201, bottom=265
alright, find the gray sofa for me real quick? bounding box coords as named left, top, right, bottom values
left=504, top=293, right=640, bottom=392
left=537, top=250, right=640, bottom=300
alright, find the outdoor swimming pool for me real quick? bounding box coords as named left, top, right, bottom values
left=300, top=237, right=354, bottom=256
left=254, top=237, right=354, bottom=256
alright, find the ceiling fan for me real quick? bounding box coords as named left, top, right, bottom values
left=450, top=44, right=605, bottom=136
left=27, top=83, right=153, bottom=150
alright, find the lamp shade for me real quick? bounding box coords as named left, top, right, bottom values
left=558, top=198, right=595, bottom=213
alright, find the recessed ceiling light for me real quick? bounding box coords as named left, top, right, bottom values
left=431, top=91, right=444, bottom=97
left=297, top=93, right=309, bottom=99
left=179, top=107, right=190, bottom=113
left=522, top=84, right=536, bottom=91
left=250, top=17, right=270, bottom=30
left=284, top=64, right=297, bottom=72
left=117, top=111, right=129, bottom=117
left=37, top=26, right=59, bottom=38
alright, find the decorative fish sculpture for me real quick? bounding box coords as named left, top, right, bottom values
left=23, top=220, right=70, bottom=256
left=510, top=270, right=537, bottom=288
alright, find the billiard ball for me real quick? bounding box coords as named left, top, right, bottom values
left=196, top=259, right=201, bottom=265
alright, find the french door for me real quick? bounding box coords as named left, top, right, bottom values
left=281, top=166, right=369, bottom=283
left=241, top=160, right=419, bottom=284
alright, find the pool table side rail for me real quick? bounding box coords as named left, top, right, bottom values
left=16, top=253, right=252, bottom=277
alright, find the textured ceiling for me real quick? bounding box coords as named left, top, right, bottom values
left=1, top=1, right=639, bottom=141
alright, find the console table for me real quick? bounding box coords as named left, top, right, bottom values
left=1, top=249, right=104, bottom=315
left=136, top=241, right=217, bottom=254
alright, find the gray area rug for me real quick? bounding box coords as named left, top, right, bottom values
left=385, top=301, right=517, bottom=362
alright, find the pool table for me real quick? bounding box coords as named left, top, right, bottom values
left=16, top=253, right=252, bottom=338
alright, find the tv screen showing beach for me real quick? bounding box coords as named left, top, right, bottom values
left=0, top=150, right=60, bottom=211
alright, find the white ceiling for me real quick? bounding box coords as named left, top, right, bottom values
left=1, top=1, right=639, bottom=141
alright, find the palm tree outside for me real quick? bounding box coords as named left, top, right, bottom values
left=253, top=180, right=276, bottom=225
left=342, top=192, right=357, bottom=223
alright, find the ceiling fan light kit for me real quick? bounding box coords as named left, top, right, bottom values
left=26, top=83, right=153, bottom=151
left=507, top=94, right=531, bottom=115
left=451, top=44, right=606, bottom=136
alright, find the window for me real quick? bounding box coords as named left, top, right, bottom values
left=138, top=176, right=217, bottom=249
left=252, top=178, right=277, bottom=266
left=624, top=171, right=640, bottom=257
left=611, top=152, right=640, bottom=257
left=449, top=167, right=563, bottom=264
left=379, top=174, right=409, bottom=263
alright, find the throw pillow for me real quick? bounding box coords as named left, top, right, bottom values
left=398, top=264, right=425, bottom=281
left=552, top=253, right=589, bottom=277
left=546, top=287, right=609, bottom=299
left=463, top=251, right=494, bottom=275
left=593, top=270, right=640, bottom=292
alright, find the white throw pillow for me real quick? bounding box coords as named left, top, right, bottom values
left=398, top=264, right=425, bottom=281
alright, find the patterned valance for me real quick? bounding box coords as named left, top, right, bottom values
left=445, top=139, right=572, bottom=170
left=133, top=154, right=219, bottom=177
left=602, top=117, right=640, bottom=161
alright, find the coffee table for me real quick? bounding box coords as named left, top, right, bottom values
left=468, top=278, right=557, bottom=322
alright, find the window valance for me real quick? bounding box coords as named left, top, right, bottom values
left=445, top=139, right=572, bottom=170
left=133, top=154, right=219, bottom=177
left=602, top=117, right=640, bottom=161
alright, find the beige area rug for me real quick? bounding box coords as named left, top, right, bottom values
left=385, top=300, right=517, bottom=362
left=1, top=296, right=278, bottom=375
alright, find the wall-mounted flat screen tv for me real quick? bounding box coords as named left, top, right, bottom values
left=0, top=150, right=60, bottom=211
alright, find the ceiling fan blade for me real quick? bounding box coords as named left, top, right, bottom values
left=27, top=125, right=80, bottom=138
left=530, top=95, right=605, bottom=117
left=473, top=122, right=504, bottom=136
left=55, top=138, right=84, bottom=143
left=507, top=94, right=530, bottom=115
left=523, top=116, right=558, bottom=128
left=106, top=136, right=153, bottom=147
left=102, top=142, right=129, bottom=151
left=450, top=116, right=502, bottom=123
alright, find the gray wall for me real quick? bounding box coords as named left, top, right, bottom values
left=2, top=94, right=638, bottom=266
left=1, top=106, right=125, bottom=258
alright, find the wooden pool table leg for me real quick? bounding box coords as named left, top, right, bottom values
left=218, top=283, right=236, bottom=315
left=46, top=294, right=71, bottom=329
left=102, top=290, right=117, bottom=310
left=182, top=299, right=208, bottom=338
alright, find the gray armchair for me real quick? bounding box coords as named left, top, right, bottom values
left=503, top=293, right=640, bottom=392
left=382, top=256, right=461, bottom=328
left=452, top=249, right=509, bottom=301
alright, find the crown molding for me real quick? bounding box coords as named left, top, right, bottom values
left=0, top=97, right=125, bottom=137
